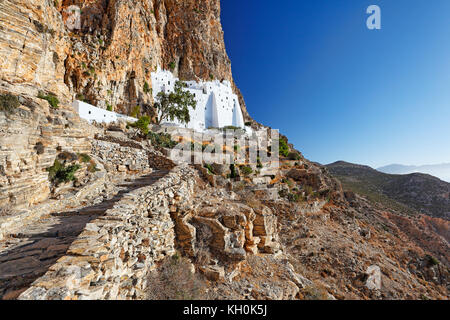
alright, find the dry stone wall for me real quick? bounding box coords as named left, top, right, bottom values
left=19, top=165, right=197, bottom=300
left=92, top=139, right=151, bottom=174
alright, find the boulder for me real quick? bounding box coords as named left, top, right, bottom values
left=365, top=265, right=381, bottom=290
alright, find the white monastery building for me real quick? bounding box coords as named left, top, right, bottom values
left=73, top=100, right=137, bottom=124
left=73, top=68, right=247, bottom=133
left=151, top=68, right=245, bottom=132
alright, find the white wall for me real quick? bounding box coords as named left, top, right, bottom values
left=73, top=100, right=137, bottom=124
left=151, top=68, right=246, bottom=132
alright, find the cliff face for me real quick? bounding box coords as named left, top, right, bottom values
left=0, top=0, right=247, bottom=116
left=0, top=0, right=248, bottom=208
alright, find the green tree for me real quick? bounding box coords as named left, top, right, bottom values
left=130, top=115, right=151, bottom=135
left=154, top=81, right=196, bottom=125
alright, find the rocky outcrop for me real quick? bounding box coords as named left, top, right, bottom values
left=0, top=0, right=248, bottom=115
left=0, top=100, right=95, bottom=208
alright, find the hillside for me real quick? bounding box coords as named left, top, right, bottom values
left=326, top=161, right=450, bottom=220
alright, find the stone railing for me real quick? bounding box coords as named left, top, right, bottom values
left=19, top=165, right=197, bottom=300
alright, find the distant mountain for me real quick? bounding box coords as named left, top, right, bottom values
left=326, top=161, right=450, bottom=220
left=377, top=163, right=450, bottom=183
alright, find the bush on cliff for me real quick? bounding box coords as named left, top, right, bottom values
left=38, top=92, right=59, bottom=109
left=147, top=253, right=208, bottom=300
left=147, top=131, right=177, bottom=149
left=129, top=115, right=151, bottom=135
left=240, top=166, right=253, bottom=176
left=130, top=105, right=141, bottom=118
left=143, top=81, right=152, bottom=94
left=288, top=151, right=301, bottom=161
left=46, top=159, right=80, bottom=184
left=0, top=94, right=20, bottom=113
left=279, top=137, right=290, bottom=157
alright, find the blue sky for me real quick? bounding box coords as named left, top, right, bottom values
left=221, top=0, right=450, bottom=168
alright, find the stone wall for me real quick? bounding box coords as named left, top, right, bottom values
left=147, top=151, right=176, bottom=170
left=91, top=139, right=151, bottom=174
left=19, top=165, right=197, bottom=300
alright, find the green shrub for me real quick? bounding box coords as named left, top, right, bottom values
left=38, top=92, right=59, bottom=109
left=130, top=105, right=141, bottom=118
left=129, top=115, right=150, bottom=135
left=78, top=153, right=91, bottom=163
left=106, top=103, right=113, bottom=111
left=240, top=166, right=253, bottom=176
left=223, top=125, right=241, bottom=131
left=204, top=163, right=215, bottom=175
left=143, top=81, right=151, bottom=94
left=0, top=94, right=20, bottom=113
left=169, top=61, right=176, bottom=70
left=147, top=132, right=177, bottom=149
left=46, top=159, right=80, bottom=184
left=229, top=164, right=237, bottom=179
left=279, top=137, right=289, bottom=157
left=288, top=152, right=301, bottom=161
left=287, top=193, right=300, bottom=202
left=76, top=93, right=85, bottom=102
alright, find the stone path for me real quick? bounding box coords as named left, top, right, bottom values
left=0, top=170, right=169, bottom=300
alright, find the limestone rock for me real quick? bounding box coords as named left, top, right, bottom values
left=365, top=265, right=382, bottom=290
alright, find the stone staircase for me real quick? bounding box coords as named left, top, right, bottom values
left=0, top=170, right=169, bottom=300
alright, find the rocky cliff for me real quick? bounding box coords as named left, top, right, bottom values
left=0, top=0, right=248, bottom=116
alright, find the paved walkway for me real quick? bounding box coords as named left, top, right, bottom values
left=0, top=170, right=169, bottom=299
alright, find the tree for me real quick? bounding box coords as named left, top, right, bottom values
left=154, top=81, right=196, bottom=125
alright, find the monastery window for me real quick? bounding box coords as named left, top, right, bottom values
left=88, top=111, right=91, bottom=114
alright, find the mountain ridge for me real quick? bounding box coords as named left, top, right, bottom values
left=326, top=161, right=450, bottom=220
left=377, top=163, right=450, bottom=182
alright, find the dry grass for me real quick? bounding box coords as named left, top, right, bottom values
left=147, top=253, right=209, bottom=300
left=301, top=281, right=332, bottom=300
left=193, top=223, right=213, bottom=266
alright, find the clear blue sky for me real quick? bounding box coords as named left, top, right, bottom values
left=221, top=0, right=450, bottom=168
